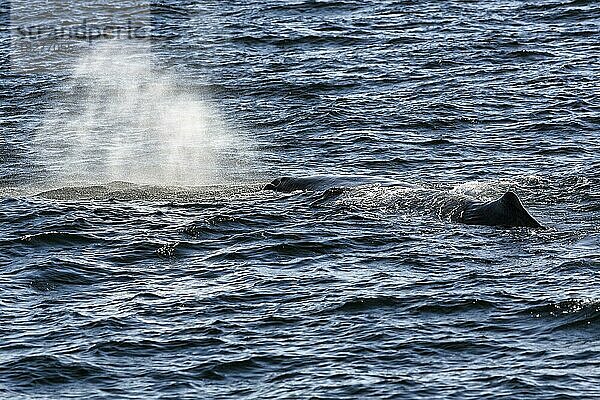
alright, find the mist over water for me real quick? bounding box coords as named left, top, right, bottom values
left=2, top=0, right=600, bottom=399
left=37, top=40, right=251, bottom=187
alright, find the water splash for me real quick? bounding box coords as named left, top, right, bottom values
left=37, top=40, right=252, bottom=187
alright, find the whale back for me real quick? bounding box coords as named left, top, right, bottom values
left=460, top=191, right=542, bottom=228
left=264, top=176, right=543, bottom=229
left=263, top=176, right=328, bottom=192
left=263, top=176, right=399, bottom=193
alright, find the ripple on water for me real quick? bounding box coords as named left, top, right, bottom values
left=1, top=0, right=600, bottom=398
left=0, top=354, right=105, bottom=387
left=523, top=299, right=600, bottom=332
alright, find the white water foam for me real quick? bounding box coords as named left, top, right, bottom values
left=37, top=40, right=253, bottom=187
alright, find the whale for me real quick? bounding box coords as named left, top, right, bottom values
left=263, top=175, right=404, bottom=192
left=264, top=176, right=543, bottom=229
left=456, top=190, right=541, bottom=228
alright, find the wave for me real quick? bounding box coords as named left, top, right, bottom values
left=19, top=231, right=102, bottom=246
left=10, top=257, right=109, bottom=291
left=329, top=295, right=404, bottom=313
left=230, top=34, right=365, bottom=47
left=414, top=298, right=497, bottom=314
left=0, top=354, right=103, bottom=387
left=547, top=258, right=600, bottom=273
left=521, top=299, right=600, bottom=331
left=266, top=0, right=363, bottom=12
left=89, top=337, right=226, bottom=357
left=504, top=49, right=558, bottom=59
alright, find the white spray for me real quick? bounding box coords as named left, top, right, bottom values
left=37, top=40, right=250, bottom=187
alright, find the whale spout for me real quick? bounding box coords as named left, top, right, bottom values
left=460, top=191, right=543, bottom=228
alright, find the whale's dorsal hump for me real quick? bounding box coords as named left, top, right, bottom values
left=462, top=191, right=543, bottom=228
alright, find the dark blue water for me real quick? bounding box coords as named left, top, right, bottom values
left=1, top=1, right=600, bottom=398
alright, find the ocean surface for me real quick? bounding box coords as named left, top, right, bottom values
left=1, top=0, right=600, bottom=398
